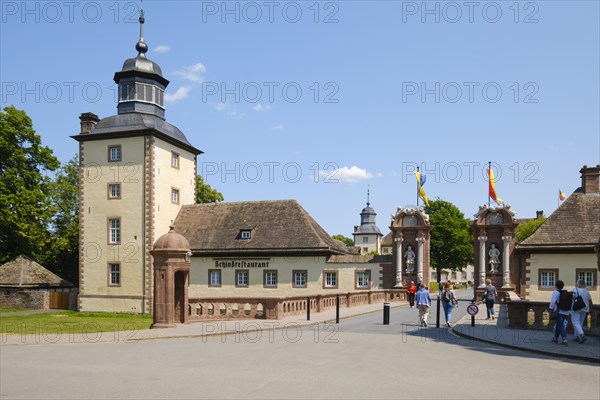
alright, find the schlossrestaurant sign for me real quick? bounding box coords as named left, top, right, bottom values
left=213, top=259, right=271, bottom=268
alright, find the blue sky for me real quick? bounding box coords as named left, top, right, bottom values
left=1, top=0, right=599, bottom=238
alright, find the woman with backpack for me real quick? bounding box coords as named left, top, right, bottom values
left=549, top=280, right=570, bottom=345
left=441, top=281, right=458, bottom=327
left=570, top=279, right=592, bottom=344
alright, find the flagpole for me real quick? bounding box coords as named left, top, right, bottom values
left=416, top=166, right=420, bottom=207
left=488, top=161, right=491, bottom=207
left=557, top=188, right=559, bottom=209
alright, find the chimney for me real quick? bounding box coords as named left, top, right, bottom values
left=79, top=112, right=100, bottom=134
left=580, top=165, right=600, bottom=194
left=536, top=210, right=544, bottom=219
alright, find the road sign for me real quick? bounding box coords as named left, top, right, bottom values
left=467, top=304, right=479, bottom=316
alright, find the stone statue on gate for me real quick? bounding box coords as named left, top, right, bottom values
left=405, top=245, right=416, bottom=273
left=488, top=243, right=500, bottom=273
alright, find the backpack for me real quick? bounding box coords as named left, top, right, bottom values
left=557, top=290, right=573, bottom=311
left=442, top=290, right=451, bottom=302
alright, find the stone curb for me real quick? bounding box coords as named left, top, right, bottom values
left=451, top=315, right=600, bottom=364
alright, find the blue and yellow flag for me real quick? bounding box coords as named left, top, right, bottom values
left=415, top=171, right=430, bottom=207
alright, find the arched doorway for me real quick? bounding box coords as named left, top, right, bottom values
left=174, top=270, right=187, bottom=324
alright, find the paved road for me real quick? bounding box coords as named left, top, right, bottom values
left=2, top=291, right=599, bottom=400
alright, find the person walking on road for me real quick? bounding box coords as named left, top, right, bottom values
left=407, top=281, right=417, bottom=308
left=483, top=279, right=497, bottom=320
left=549, top=280, right=570, bottom=346
left=415, top=285, right=432, bottom=327
left=571, top=279, right=592, bottom=344
left=441, top=281, right=458, bottom=327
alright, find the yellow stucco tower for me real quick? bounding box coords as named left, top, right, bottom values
left=72, top=11, right=202, bottom=313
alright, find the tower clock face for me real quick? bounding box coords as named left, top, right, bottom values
left=486, top=212, right=504, bottom=225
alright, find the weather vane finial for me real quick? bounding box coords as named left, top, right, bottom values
left=135, top=0, right=148, bottom=57
left=367, top=185, right=370, bottom=207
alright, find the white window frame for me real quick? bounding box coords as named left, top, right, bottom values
left=171, top=152, right=180, bottom=169
left=540, top=271, right=556, bottom=288
left=108, top=218, right=121, bottom=244
left=209, top=270, right=221, bottom=287
left=293, top=271, right=307, bottom=288
left=109, top=263, right=120, bottom=286
left=264, top=271, right=277, bottom=288
left=356, top=271, right=369, bottom=289
left=236, top=270, right=249, bottom=287
left=108, top=183, right=121, bottom=199
left=324, top=271, right=337, bottom=288
left=108, top=146, right=121, bottom=162
left=240, top=230, right=251, bottom=240
left=171, top=188, right=180, bottom=204
left=577, top=271, right=594, bottom=288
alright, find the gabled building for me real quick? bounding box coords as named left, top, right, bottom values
left=174, top=200, right=381, bottom=297
left=71, top=13, right=201, bottom=313
left=515, top=165, right=600, bottom=302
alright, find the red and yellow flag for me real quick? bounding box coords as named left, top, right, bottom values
left=559, top=189, right=567, bottom=201
left=487, top=167, right=503, bottom=205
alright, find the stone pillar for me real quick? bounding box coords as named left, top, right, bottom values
left=502, top=235, right=511, bottom=288
left=394, top=237, right=403, bottom=287
left=478, top=236, right=487, bottom=288
left=416, top=237, right=425, bottom=284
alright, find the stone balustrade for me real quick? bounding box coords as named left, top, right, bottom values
left=188, top=289, right=406, bottom=321
left=505, top=297, right=600, bottom=336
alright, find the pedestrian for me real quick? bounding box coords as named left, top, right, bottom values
left=415, top=285, right=432, bottom=327
left=549, top=280, right=570, bottom=346
left=441, top=281, right=458, bottom=327
left=407, top=281, right=417, bottom=308
left=570, top=279, right=592, bottom=344
left=483, top=279, right=497, bottom=320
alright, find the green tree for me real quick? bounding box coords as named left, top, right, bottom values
left=515, top=217, right=546, bottom=242
left=425, top=199, right=474, bottom=280
left=43, top=155, right=80, bottom=283
left=0, top=106, right=60, bottom=263
left=332, top=234, right=354, bottom=247
left=195, top=175, right=224, bottom=204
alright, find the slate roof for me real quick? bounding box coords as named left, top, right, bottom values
left=0, top=255, right=73, bottom=287
left=71, top=113, right=202, bottom=155
left=517, top=190, right=600, bottom=250
left=174, top=200, right=352, bottom=256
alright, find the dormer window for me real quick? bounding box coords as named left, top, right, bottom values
left=240, top=230, right=252, bottom=240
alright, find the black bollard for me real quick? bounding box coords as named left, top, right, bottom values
left=383, top=302, right=390, bottom=325
left=335, top=294, right=340, bottom=324
left=307, top=297, right=310, bottom=321
left=436, top=295, right=441, bottom=328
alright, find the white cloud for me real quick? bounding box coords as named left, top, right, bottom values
left=253, top=104, right=271, bottom=112
left=164, top=86, right=191, bottom=103
left=174, top=63, right=207, bottom=83
left=214, top=102, right=228, bottom=112
left=271, top=124, right=285, bottom=131
left=320, top=166, right=374, bottom=183
left=154, top=45, right=171, bottom=53
left=213, top=102, right=244, bottom=119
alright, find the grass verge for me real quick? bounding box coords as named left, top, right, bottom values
left=0, top=307, right=39, bottom=313
left=1, top=311, right=153, bottom=335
